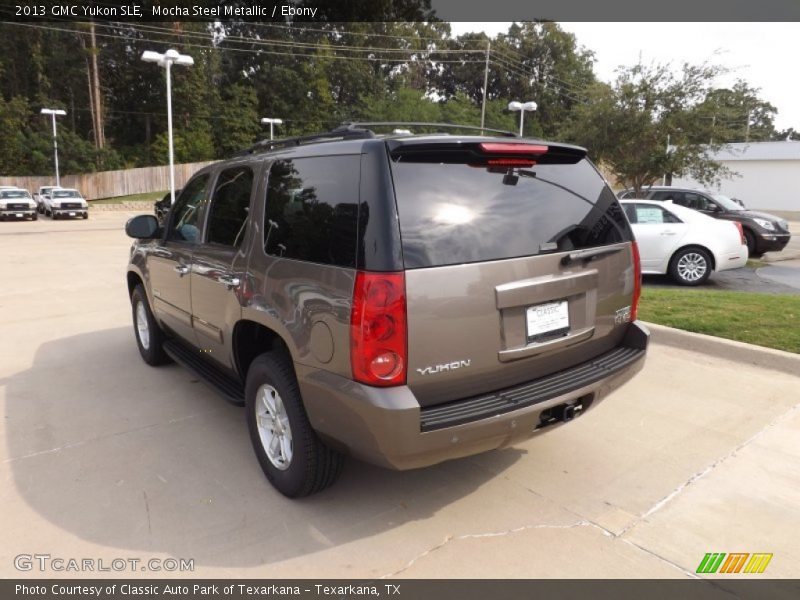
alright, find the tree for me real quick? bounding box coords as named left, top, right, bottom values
left=562, top=61, right=734, bottom=196
left=692, top=80, right=778, bottom=143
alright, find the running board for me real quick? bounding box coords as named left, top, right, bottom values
left=163, top=339, right=245, bottom=406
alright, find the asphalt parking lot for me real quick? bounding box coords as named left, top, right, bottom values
left=1, top=211, right=799, bottom=580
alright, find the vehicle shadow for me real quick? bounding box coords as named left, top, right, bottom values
left=643, top=269, right=800, bottom=294
left=3, top=327, right=524, bottom=568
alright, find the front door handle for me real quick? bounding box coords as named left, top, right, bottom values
left=174, top=265, right=190, bottom=276
left=219, top=275, right=240, bottom=289
left=660, top=230, right=677, bottom=236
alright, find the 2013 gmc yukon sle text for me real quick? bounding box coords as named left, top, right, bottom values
left=125, top=123, right=649, bottom=498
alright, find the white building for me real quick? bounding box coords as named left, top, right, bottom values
left=672, top=141, right=800, bottom=213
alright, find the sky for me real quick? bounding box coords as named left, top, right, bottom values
left=449, top=22, right=800, bottom=132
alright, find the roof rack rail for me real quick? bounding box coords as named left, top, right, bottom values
left=235, top=120, right=518, bottom=156
left=237, top=126, right=376, bottom=156
left=339, top=121, right=518, bottom=137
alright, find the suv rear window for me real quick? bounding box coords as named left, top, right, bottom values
left=389, top=155, right=632, bottom=269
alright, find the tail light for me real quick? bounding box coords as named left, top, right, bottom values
left=631, top=241, right=642, bottom=321
left=351, top=271, right=407, bottom=387
left=733, top=221, right=746, bottom=245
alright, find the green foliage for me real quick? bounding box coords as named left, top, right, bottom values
left=562, top=62, right=739, bottom=194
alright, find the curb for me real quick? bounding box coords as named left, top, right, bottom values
left=644, top=321, right=800, bottom=377
left=88, top=201, right=155, bottom=212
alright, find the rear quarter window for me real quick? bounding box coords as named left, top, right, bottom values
left=389, top=156, right=632, bottom=268
left=264, top=156, right=360, bottom=268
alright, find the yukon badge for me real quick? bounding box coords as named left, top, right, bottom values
left=417, top=359, right=471, bottom=376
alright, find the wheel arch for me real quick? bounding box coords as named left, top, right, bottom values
left=232, top=320, right=294, bottom=382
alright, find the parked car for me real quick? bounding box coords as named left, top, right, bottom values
left=621, top=200, right=747, bottom=285
left=34, top=186, right=61, bottom=213
left=125, top=122, right=649, bottom=498
left=154, top=190, right=179, bottom=225
left=617, top=186, right=790, bottom=256
left=0, top=188, right=38, bottom=221
left=43, top=188, right=88, bottom=219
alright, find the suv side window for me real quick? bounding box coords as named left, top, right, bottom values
left=206, top=166, right=254, bottom=247
left=264, top=156, right=359, bottom=267
left=168, top=174, right=209, bottom=243
left=684, top=193, right=716, bottom=211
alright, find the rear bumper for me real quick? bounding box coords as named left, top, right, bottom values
left=299, top=321, right=649, bottom=470
left=717, top=245, right=748, bottom=272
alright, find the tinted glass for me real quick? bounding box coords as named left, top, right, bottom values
left=1, top=190, right=29, bottom=198
left=264, top=156, right=359, bottom=267
left=53, top=190, right=80, bottom=198
left=390, top=157, right=632, bottom=269
left=168, top=174, right=208, bottom=243
left=207, top=166, right=253, bottom=247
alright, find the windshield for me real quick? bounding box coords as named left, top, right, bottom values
left=1, top=191, right=30, bottom=198
left=713, top=194, right=742, bottom=211
left=53, top=191, right=81, bottom=198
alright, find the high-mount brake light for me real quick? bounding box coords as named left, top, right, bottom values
left=479, top=143, right=549, bottom=155
left=350, top=271, right=407, bottom=387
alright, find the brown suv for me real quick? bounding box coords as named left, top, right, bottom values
left=125, top=123, right=649, bottom=497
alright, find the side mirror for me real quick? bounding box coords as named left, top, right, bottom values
left=125, top=214, right=159, bottom=239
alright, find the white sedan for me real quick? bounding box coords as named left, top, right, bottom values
left=621, top=200, right=747, bottom=285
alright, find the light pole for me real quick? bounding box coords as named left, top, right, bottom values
left=507, top=101, right=537, bottom=137
left=40, top=108, right=66, bottom=186
left=141, top=49, right=194, bottom=205
left=261, top=117, right=283, bottom=140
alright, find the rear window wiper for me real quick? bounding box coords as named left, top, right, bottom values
left=560, top=246, right=623, bottom=266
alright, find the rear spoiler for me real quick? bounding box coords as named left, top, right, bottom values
left=387, top=139, right=588, bottom=165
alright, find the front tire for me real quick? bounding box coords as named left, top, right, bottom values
left=131, top=284, right=171, bottom=366
left=245, top=352, right=343, bottom=498
left=669, top=247, right=712, bottom=286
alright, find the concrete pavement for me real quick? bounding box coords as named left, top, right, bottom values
left=1, top=212, right=799, bottom=580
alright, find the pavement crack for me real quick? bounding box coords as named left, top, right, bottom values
left=143, top=490, right=152, bottom=537
left=621, top=401, right=800, bottom=534
left=379, top=520, right=594, bottom=578
left=3, top=410, right=219, bottom=464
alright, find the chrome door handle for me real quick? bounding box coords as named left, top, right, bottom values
left=173, top=265, right=190, bottom=276
left=219, top=276, right=240, bottom=289
left=660, top=231, right=677, bottom=236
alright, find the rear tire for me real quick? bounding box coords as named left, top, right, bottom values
left=245, top=352, right=343, bottom=498
left=131, top=284, right=171, bottom=366
left=669, top=247, right=712, bottom=286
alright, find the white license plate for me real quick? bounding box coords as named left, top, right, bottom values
left=526, top=300, right=570, bottom=342
left=15, top=213, right=23, bottom=218
left=69, top=212, right=76, bottom=216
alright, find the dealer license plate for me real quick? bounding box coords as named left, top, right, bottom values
left=69, top=212, right=76, bottom=216
left=15, top=213, right=23, bottom=218
left=526, top=300, right=570, bottom=342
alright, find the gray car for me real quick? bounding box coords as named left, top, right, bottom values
left=125, top=123, right=649, bottom=497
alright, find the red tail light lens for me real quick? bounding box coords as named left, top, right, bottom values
left=351, top=271, right=407, bottom=387
left=631, top=241, right=642, bottom=322
left=734, top=221, right=746, bottom=245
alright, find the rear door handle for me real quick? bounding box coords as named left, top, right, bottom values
left=218, top=275, right=240, bottom=289
left=660, top=231, right=677, bottom=236
left=173, top=265, right=190, bottom=276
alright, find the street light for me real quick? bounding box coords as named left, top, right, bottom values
left=141, top=49, right=194, bottom=205
left=507, top=101, right=537, bottom=137
left=261, top=117, right=283, bottom=140
left=40, top=108, right=67, bottom=186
